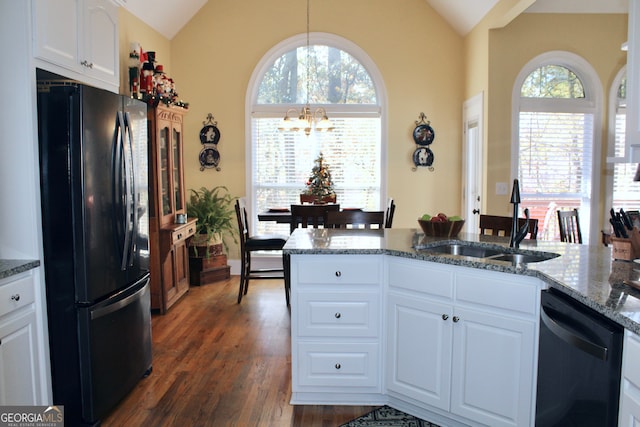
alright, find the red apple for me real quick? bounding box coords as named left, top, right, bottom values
left=437, top=213, right=448, bottom=220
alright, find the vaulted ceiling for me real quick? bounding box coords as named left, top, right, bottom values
left=119, top=0, right=628, bottom=40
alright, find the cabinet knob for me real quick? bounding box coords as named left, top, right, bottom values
left=453, top=316, right=460, bottom=323
left=335, top=363, right=341, bottom=370
left=335, top=312, right=341, bottom=319
left=80, top=60, right=94, bottom=69
left=11, top=294, right=20, bottom=302
left=335, top=271, right=341, bottom=277
left=177, top=233, right=183, bottom=239
left=442, top=314, right=449, bottom=321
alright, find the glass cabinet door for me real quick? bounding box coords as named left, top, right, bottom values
left=159, top=126, right=171, bottom=217
left=172, top=126, right=184, bottom=213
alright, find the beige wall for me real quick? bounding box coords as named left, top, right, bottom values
left=486, top=13, right=627, bottom=221
left=118, top=4, right=628, bottom=257
left=167, top=0, right=464, bottom=244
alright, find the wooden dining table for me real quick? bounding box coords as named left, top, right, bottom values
left=257, top=207, right=364, bottom=224
left=257, top=209, right=294, bottom=224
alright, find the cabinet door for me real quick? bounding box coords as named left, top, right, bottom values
left=161, top=247, right=178, bottom=307
left=32, top=0, right=80, bottom=70
left=0, top=309, right=39, bottom=405
left=157, top=119, right=173, bottom=224
left=171, top=122, right=185, bottom=216
left=450, top=306, right=536, bottom=427
left=83, top=0, right=118, bottom=85
left=174, top=240, right=190, bottom=293
left=386, top=292, right=452, bottom=410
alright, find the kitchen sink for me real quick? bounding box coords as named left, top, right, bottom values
left=414, top=242, right=559, bottom=265
left=485, top=252, right=559, bottom=264
left=421, top=243, right=504, bottom=258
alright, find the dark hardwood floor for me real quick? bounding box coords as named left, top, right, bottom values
left=102, top=276, right=375, bottom=426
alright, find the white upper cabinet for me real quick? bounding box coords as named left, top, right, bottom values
left=32, top=0, right=119, bottom=92
left=627, top=0, right=640, bottom=161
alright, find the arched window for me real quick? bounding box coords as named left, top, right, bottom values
left=247, top=33, right=385, bottom=234
left=512, top=52, right=601, bottom=244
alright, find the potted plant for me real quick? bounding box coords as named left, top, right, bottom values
left=186, top=185, right=238, bottom=260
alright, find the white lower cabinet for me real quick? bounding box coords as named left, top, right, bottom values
left=289, top=253, right=542, bottom=425
left=0, top=271, right=41, bottom=405
left=290, top=254, right=385, bottom=405
left=619, top=330, right=640, bottom=426
left=386, top=256, right=540, bottom=427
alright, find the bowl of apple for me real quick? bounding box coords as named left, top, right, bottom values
left=418, top=213, right=465, bottom=237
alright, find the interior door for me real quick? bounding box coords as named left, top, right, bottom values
left=462, top=93, right=484, bottom=233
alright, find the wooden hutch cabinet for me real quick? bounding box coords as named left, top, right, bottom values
left=148, top=105, right=196, bottom=313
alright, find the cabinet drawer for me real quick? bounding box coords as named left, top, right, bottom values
left=171, top=223, right=196, bottom=245
left=455, top=271, right=539, bottom=315
left=387, top=257, right=454, bottom=298
left=297, top=292, right=380, bottom=337
left=0, top=274, right=35, bottom=317
left=296, top=342, right=379, bottom=388
left=295, top=256, right=381, bottom=285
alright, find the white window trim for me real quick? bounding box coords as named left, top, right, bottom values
left=605, top=66, right=627, bottom=212
left=245, top=32, right=388, bottom=225
left=510, top=50, right=603, bottom=244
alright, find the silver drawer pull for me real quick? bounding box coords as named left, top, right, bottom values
left=453, top=316, right=460, bottom=323
left=335, top=363, right=341, bottom=370
left=335, top=271, right=341, bottom=277
left=335, top=312, right=341, bottom=319
left=11, top=294, right=20, bottom=302
left=442, top=314, right=449, bottom=321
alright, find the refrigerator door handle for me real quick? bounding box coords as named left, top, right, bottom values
left=90, top=276, right=150, bottom=320
left=124, top=112, right=138, bottom=265
left=113, top=111, right=132, bottom=271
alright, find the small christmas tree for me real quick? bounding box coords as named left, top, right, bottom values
left=303, top=153, right=335, bottom=201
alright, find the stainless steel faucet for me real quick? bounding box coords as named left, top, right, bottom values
left=509, top=179, right=530, bottom=248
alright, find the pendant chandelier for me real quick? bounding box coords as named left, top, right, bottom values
left=279, top=0, right=334, bottom=136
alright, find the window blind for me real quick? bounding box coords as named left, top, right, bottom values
left=252, top=116, right=381, bottom=235
left=518, top=111, right=594, bottom=240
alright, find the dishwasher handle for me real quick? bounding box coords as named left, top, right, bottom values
left=541, top=304, right=608, bottom=361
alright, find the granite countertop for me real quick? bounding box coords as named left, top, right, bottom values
left=0, top=259, right=40, bottom=280
left=284, top=228, right=640, bottom=335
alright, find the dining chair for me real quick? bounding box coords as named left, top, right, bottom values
left=235, top=198, right=289, bottom=305
left=325, top=210, right=385, bottom=229
left=384, top=198, right=396, bottom=228
left=557, top=209, right=582, bottom=244
left=289, top=204, right=340, bottom=233
left=479, top=214, right=539, bottom=239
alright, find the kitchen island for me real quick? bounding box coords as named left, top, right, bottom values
left=284, top=228, right=640, bottom=427
left=284, top=227, right=640, bottom=333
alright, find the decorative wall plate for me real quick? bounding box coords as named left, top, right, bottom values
left=199, top=125, right=220, bottom=145
left=413, top=123, right=435, bottom=146
left=199, top=147, right=220, bottom=171
left=413, top=147, right=434, bottom=167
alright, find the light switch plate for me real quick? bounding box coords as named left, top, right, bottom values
left=496, top=182, right=508, bottom=195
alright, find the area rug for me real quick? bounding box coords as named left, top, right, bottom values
left=339, top=405, right=441, bottom=427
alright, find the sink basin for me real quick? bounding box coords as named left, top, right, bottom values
left=415, top=242, right=559, bottom=265
left=486, top=252, right=559, bottom=264
left=421, top=243, right=504, bottom=258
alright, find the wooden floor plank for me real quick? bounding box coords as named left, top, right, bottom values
left=102, top=276, right=374, bottom=426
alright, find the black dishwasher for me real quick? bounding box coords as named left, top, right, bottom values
left=536, top=288, right=623, bottom=427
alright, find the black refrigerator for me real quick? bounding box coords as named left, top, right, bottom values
left=37, top=77, right=152, bottom=426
